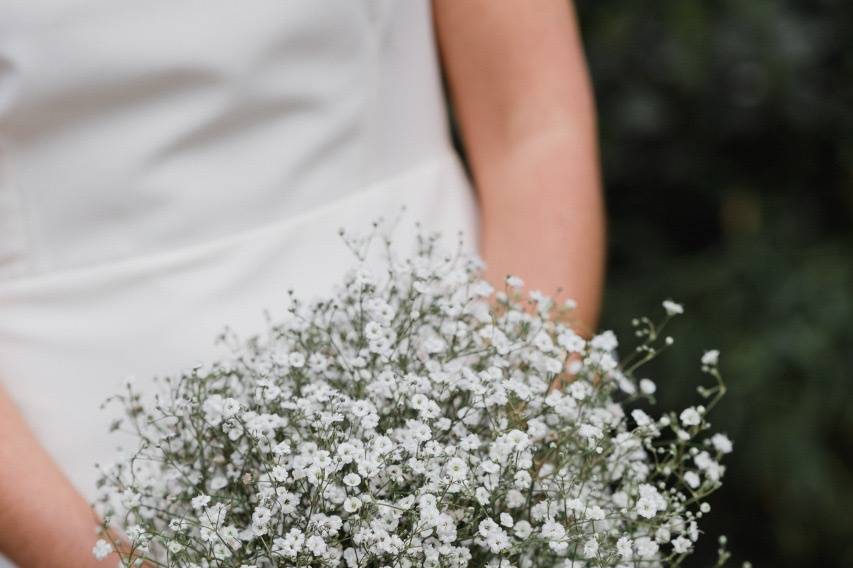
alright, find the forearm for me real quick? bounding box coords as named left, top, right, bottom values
left=473, top=126, right=605, bottom=332
left=0, top=384, right=115, bottom=567
left=435, top=0, right=605, bottom=332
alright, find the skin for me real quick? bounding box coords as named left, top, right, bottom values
left=435, top=0, right=605, bottom=334
left=0, top=387, right=120, bottom=567
left=0, top=2, right=603, bottom=564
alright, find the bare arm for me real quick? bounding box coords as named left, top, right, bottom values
left=0, top=384, right=116, bottom=567
left=435, top=0, right=605, bottom=332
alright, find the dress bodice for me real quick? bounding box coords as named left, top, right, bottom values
left=0, top=0, right=453, bottom=280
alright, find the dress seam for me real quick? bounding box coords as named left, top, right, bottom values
left=0, top=151, right=458, bottom=291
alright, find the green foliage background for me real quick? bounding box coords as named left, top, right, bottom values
left=575, top=0, right=853, bottom=565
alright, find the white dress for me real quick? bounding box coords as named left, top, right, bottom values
left=0, top=1, right=477, bottom=561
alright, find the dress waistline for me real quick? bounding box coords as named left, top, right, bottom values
left=0, top=150, right=471, bottom=297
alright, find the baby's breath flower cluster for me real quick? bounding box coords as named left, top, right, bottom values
left=95, top=232, right=732, bottom=568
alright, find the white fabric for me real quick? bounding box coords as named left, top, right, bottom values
left=0, top=1, right=477, bottom=562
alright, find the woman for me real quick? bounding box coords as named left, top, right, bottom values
left=0, top=1, right=603, bottom=565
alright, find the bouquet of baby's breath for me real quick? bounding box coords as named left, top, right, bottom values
left=93, top=230, right=734, bottom=568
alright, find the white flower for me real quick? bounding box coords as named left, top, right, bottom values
left=636, top=497, right=658, bottom=519
left=513, top=520, right=532, bottom=539
left=356, top=457, right=380, bottom=478
left=672, top=535, right=692, bottom=554
left=695, top=451, right=725, bottom=482
left=342, top=473, right=361, bottom=487
left=591, top=330, right=618, bottom=351
left=191, top=494, right=211, bottom=510
left=288, top=352, right=305, bottom=368
left=568, top=380, right=591, bottom=401
left=617, top=536, right=633, bottom=559
left=209, top=475, right=228, bottom=491
left=471, top=280, right=494, bottom=297
left=306, top=535, right=327, bottom=556
left=445, top=457, right=469, bottom=482
left=506, top=489, right=525, bottom=508
left=639, top=378, right=657, bottom=395
left=533, top=331, right=554, bottom=353
left=578, top=423, right=602, bottom=440
left=364, top=321, right=384, bottom=341
left=92, top=539, right=112, bottom=560
left=120, top=490, right=140, bottom=509
left=505, top=275, right=524, bottom=289
left=711, top=433, right=734, bottom=454
left=499, top=512, right=514, bottom=528
left=558, top=330, right=586, bottom=353
left=701, top=349, right=720, bottom=367
left=541, top=519, right=566, bottom=541
left=565, top=498, right=584, bottom=513
left=662, top=299, right=684, bottom=316
left=343, top=496, right=361, bottom=513
left=221, top=397, right=241, bottom=418
left=273, top=440, right=292, bottom=457
left=126, top=525, right=147, bottom=545
left=202, top=394, right=225, bottom=425
left=680, top=407, right=702, bottom=427
left=478, top=518, right=510, bottom=553
left=684, top=470, right=701, bottom=489
left=167, top=541, right=185, bottom=554
left=475, top=486, right=490, bottom=506
left=583, top=537, right=599, bottom=559
left=251, top=506, right=273, bottom=536
left=272, top=528, right=305, bottom=558
left=635, top=536, right=660, bottom=559
left=631, top=409, right=652, bottom=427
left=213, top=542, right=232, bottom=560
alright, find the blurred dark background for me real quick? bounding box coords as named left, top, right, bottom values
left=574, top=0, right=853, bottom=565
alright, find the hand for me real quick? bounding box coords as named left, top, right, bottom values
left=0, top=385, right=120, bottom=567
